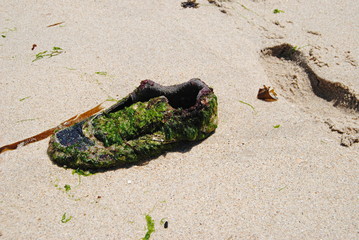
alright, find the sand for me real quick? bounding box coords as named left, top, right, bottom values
left=0, top=0, right=358, bottom=239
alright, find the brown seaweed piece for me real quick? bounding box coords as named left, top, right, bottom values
left=47, top=21, right=65, bottom=27
left=0, top=104, right=105, bottom=154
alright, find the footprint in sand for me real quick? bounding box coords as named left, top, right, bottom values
left=260, top=43, right=359, bottom=147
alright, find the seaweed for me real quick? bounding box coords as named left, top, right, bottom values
left=72, top=168, right=93, bottom=176
left=61, top=213, right=72, bottom=223
left=19, top=96, right=31, bottom=101
left=239, top=100, right=256, bottom=113
left=64, top=184, right=71, bottom=192
left=95, top=71, right=107, bottom=76
left=1, top=27, right=17, bottom=38
left=142, top=214, right=155, bottom=240
left=273, top=9, right=285, bottom=14
left=0, top=103, right=104, bottom=154
left=32, top=47, right=64, bottom=62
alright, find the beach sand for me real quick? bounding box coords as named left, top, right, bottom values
left=0, top=0, right=358, bottom=239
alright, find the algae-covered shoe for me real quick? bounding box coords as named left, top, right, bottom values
left=48, top=78, right=218, bottom=170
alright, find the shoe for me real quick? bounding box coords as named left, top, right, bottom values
left=48, top=78, right=218, bottom=170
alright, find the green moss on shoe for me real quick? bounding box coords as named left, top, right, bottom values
left=93, top=97, right=170, bottom=147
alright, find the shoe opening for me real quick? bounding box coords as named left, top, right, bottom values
left=165, top=83, right=201, bottom=109
left=106, top=79, right=209, bottom=114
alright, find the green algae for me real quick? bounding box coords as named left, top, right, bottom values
left=72, top=168, right=93, bottom=176
left=64, top=184, right=71, bottom=191
left=19, top=96, right=31, bottom=101
left=32, top=47, right=64, bottom=62
left=1, top=27, right=16, bottom=38
left=92, top=97, right=170, bottom=147
left=142, top=214, right=155, bottom=240
left=61, top=213, right=72, bottom=223
left=239, top=100, right=256, bottom=113
left=95, top=71, right=107, bottom=75
left=273, top=9, right=285, bottom=14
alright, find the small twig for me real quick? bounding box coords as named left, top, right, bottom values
left=47, top=21, right=65, bottom=27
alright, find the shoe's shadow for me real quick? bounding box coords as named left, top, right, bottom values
left=82, top=133, right=214, bottom=174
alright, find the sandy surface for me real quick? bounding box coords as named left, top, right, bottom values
left=1, top=0, right=358, bottom=239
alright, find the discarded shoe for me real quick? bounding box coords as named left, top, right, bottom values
left=48, top=79, right=218, bottom=169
